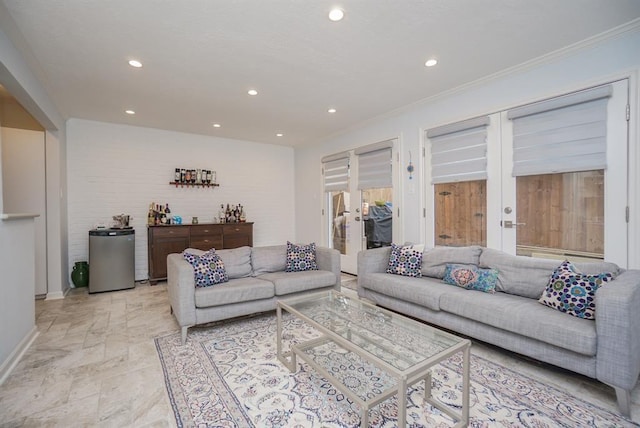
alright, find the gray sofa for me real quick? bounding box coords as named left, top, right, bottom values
left=357, top=245, right=640, bottom=416
left=168, top=245, right=340, bottom=344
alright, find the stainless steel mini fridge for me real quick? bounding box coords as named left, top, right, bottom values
left=89, top=228, right=135, bottom=293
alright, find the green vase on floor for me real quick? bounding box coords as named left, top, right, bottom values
left=71, top=261, right=89, bottom=288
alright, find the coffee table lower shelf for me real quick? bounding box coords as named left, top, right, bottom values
left=276, top=302, right=470, bottom=427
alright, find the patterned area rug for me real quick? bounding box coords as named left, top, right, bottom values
left=155, top=313, right=637, bottom=427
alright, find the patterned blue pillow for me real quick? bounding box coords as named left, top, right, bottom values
left=183, top=249, right=229, bottom=287
left=386, top=244, right=423, bottom=277
left=443, top=264, right=499, bottom=293
left=285, top=241, right=318, bottom=272
left=538, top=260, right=614, bottom=319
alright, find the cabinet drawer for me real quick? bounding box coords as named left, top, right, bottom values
left=222, top=223, right=253, bottom=249
left=222, top=224, right=252, bottom=235
left=190, top=237, right=223, bottom=251
left=150, top=226, right=190, bottom=238
left=190, top=225, right=223, bottom=237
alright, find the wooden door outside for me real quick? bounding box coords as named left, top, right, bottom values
left=434, top=181, right=486, bottom=247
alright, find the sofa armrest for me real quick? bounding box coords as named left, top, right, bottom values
left=357, top=247, right=391, bottom=276
left=596, top=269, right=640, bottom=390
left=166, top=253, right=197, bottom=328
left=316, top=246, right=341, bottom=289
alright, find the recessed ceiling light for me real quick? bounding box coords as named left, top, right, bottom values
left=328, top=108, right=337, bottom=114
left=125, top=110, right=135, bottom=115
left=128, top=59, right=142, bottom=68
left=425, top=58, right=438, bottom=67
left=328, top=8, right=344, bottom=21
left=213, top=123, right=221, bottom=128
left=276, top=133, right=283, bottom=137
left=247, top=89, right=258, bottom=96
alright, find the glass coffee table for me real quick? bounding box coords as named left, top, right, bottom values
left=277, top=290, right=470, bottom=427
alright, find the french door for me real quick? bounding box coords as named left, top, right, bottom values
left=500, top=80, right=629, bottom=267
left=426, top=80, right=629, bottom=267
left=323, top=139, right=397, bottom=274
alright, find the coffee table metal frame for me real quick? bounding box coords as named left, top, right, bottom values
left=276, top=290, right=470, bottom=427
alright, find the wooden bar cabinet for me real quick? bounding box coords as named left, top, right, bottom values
left=147, top=222, right=253, bottom=284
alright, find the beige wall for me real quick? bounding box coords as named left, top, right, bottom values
left=1, top=127, right=47, bottom=296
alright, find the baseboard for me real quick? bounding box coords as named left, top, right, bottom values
left=45, top=286, right=70, bottom=300
left=0, top=326, right=39, bottom=385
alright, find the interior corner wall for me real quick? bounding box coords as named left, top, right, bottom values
left=294, top=27, right=640, bottom=268
left=45, top=129, right=68, bottom=299
left=66, top=119, right=295, bottom=282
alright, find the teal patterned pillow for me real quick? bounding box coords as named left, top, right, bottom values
left=183, top=249, right=229, bottom=287
left=386, top=243, right=423, bottom=277
left=285, top=241, right=318, bottom=272
left=538, top=260, right=613, bottom=319
left=443, top=264, right=498, bottom=293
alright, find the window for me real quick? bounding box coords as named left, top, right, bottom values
left=356, top=141, right=394, bottom=249
left=427, top=116, right=490, bottom=247
left=322, top=152, right=349, bottom=255
left=506, top=84, right=614, bottom=261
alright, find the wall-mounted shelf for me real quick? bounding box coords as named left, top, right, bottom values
left=169, top=182, right=220, bottom=188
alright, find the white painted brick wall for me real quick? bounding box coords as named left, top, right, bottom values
left=67, top=119, right=295, bottom=282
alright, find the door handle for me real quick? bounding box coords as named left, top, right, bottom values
left=503, top=220, right=526, bottom=228
left=354, top=216, right=360, bottom=221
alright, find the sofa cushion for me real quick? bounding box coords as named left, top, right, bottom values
left=386, top=243, right=423, bottom=277
left=421, top=246, right=483, bottom=278
left=251, top=245, right=287, bottom=275
left=360, top=272, right=468, bottom=311
left=538, top=260, right=614, bottom=319
left=479, top=248, right=620, bottom=299
left=182, top=249, right=228, bottom=287
left=439, top=290, right=597, bottom=356
left=258, top=270, right=335, bottom=295
left=195, top=277, right=274, bottom=308
left=443, top=264, right=499, bottom=293
left=285, top=241, right=319, bottom=272
left=216, top=246, right=253, bottom=279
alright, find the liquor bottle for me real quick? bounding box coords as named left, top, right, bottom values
left=206, top=170, right=212, bottom=184
left=148, top=202, right=155, bottom=225
left=174, top=168, right=181, bottom=183
left=196, top=169, right=202, bottom=184
left=240, top=205, right=246, bottom=222
left=219, top=204, right=225, bottom=223
left=185, top=169, right=192, bottom=183
left=160, top=205, right=167, bottom=224
left=165, top=203, right=171, bottom=224
left=180, top=168, right=186, bottom=183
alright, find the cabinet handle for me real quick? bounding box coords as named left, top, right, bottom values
left=203, top=229, right=209, bottom=232
left=168, top=231, right=174, bottom=234
left=204, top=239, right=209, bottom=243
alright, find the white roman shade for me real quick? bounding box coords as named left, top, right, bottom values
left=355, top=140, right=393, bottom=190
left=322, top=151, right=350, bottom=192
left=507, top=84, right=612, bottom=176
left=427, top=116, right=490, bottom=184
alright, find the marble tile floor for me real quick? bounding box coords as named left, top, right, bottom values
left=1, top=281, right=639, bottom=427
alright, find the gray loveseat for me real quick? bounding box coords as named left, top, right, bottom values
left=168, top=245, right=340, bottom=344
left=357, top=245, right=640, bottom=416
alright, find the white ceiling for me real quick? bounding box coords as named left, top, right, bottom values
left=2, top=1, right=640, bottom=147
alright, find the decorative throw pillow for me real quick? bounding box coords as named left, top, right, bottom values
left=183, top=249, right=229, bottom=287
left=538, top=260, right=614, bottom=319
left=386, top=243, right=423, bottom=277
left=443, top=264, right=499, bottom=293
left=285, top=241, right=318, bottom=272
